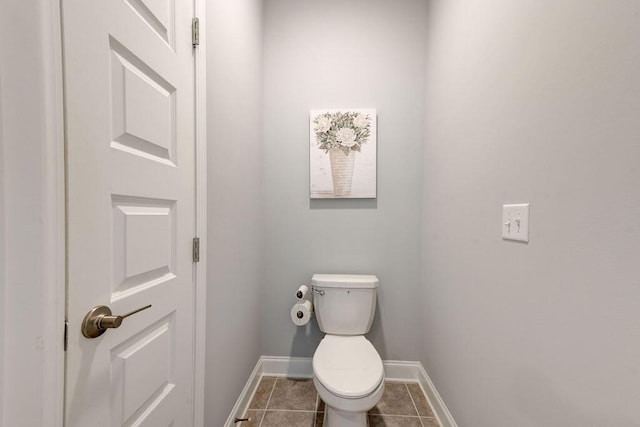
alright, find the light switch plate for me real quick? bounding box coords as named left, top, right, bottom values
left=502, top=203, right=530, bottom=242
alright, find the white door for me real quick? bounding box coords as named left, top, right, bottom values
left=62, top=0, right=197, bottom=425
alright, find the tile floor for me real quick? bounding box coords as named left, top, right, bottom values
left=240, top=376, right=440, bottom=427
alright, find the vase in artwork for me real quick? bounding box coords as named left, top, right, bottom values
left=329, top=148, right=356, bottom=196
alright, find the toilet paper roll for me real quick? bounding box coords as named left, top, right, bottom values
left=290, top=300, right=313, bottom=326
left=295, top=285, right=310, bottom=300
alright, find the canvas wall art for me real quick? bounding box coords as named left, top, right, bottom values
left=309, top=109, right=377, bottom=199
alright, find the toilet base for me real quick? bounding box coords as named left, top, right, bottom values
left=323, top=406, right=367, bottom=427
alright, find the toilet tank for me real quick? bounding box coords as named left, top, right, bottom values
left=312, top=274, right=379, bottom=335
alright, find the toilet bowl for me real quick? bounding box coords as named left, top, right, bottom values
left=313, top=334, right=385, bottom=427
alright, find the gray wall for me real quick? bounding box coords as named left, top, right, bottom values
left=261, top=0, right=428, bottom=360
left=421, top=1, right=640, bottom=425
left=205, top=0, right=264, bottom=424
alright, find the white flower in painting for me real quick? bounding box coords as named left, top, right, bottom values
left=353, top=113, right=369, bottom=129
left=335, top=127, right=357, bottom=147
left=315, top=116, right=332, bottom=133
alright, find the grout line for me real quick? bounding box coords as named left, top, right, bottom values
left=314, top=392, right=319, bottom=426
left=369, top=414, right=426, bottom=419
left=405, top=383, right=425, bottom=427
left=412, top=382, right=442, bottom=426
left=258, top=377, right=278, bottom=427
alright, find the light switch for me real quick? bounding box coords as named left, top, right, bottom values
left=502, top=203, right=530, bottom=243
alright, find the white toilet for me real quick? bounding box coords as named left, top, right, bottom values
left=311, top=274, right=384, bottom=427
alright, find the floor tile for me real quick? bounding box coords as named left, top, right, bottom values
left=421, top=417, right=441, bottom=427
left=239, top=409, right=264, bottom=426
left=248, top=377, right=277, bottom=409
left=368, top=415, right=423, bottom=426
left=407, top=383, right=435, bottom=417
left=261, top=410, right=316, bottom=426
left=243, top=378, right=437, bottom=426
left=267, top=378, right=317, bottom=411
left=369, top=382, right=418, bottom=416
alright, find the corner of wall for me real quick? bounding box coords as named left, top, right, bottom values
left=204, top=0, right=265, bottom=424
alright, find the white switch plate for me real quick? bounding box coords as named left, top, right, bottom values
left=502, top=203, right=530, bottom=242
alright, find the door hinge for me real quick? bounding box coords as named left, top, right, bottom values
left=64, top=321, right=68, bottom=351
left=192, top=237, right=200, bottom=262
left=192, top=17, right=200, bottom=47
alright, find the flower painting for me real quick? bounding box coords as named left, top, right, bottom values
left=310, top=109, right=377, bottom=199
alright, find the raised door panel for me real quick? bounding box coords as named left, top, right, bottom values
left=110, top=38, right=176, bottom=166
left=110, top=315, right=176, bottom=425
left=112, top=196, right=176, bottom=300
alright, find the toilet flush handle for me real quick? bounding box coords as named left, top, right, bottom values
left=312, top=287, right=325, bottom=296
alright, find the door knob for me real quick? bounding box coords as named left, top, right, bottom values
left=81, top=304, right=152, bottom=338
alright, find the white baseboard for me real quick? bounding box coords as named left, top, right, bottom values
left=261, top=356, right=313, bottom=378
left=382, top=360, right=423, bottom=382
left=415, top=363, right=458, bottom=427
left=225, top=356, right=457, bottom=427
left=223, top=358, right=264, bottom=427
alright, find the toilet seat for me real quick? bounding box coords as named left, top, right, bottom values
left=313, top=335, right=384, bottom=399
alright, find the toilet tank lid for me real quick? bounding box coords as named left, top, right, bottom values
left=312, top=274, right=379, bottom=289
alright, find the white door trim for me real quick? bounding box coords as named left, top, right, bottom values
left=27, top=0, right=207, bottom=425
left=0, top=0, right=65, bottom=424
left=38, top=0, right=65, bottom=425
left=193, top=0, right=208, bottom=425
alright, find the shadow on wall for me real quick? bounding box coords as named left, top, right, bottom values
left=366, top=302, right=387, bottom=360
left=511, top=368, right=636, bottom=425
left=289, top=321, right=323, bottom=360
left=310, top=199, right=378, bottom=209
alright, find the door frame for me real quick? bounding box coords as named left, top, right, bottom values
left=192, top=0, right=208, bottom=425
left=2, top=0, right=208, bottom=425
left=1, top=0, right=66, bottom=425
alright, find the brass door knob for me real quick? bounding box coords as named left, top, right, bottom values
left=81, top=304, right=152, bottom=338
